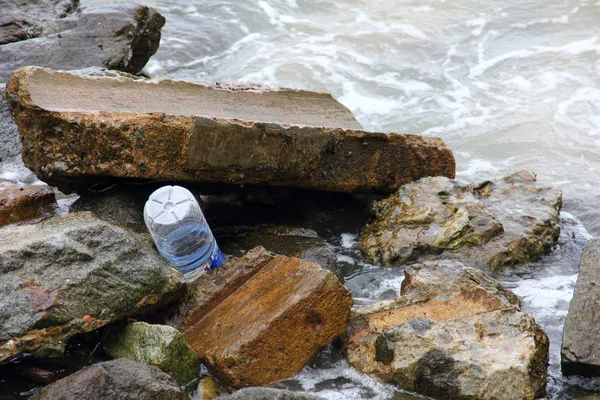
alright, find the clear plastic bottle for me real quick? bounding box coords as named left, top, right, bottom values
left=143, top=185, right=225, bottom=281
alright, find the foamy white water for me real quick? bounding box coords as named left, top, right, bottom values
left=34, top=0, right=600, bottom=398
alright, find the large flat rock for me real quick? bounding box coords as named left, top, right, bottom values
left=562, top=238, right=600, bottom=375
left=7, top=67, right=455, bottom=193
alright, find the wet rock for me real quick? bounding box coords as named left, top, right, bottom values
left=0, top=0, right=78, bottom=45
left=172, top=247, right=273, bottom=333
left=562, top=238, right=600, bottom=376
left=31, top=358, right=190, bottom=400
left=16, top=365, right=57, bottom=384
left=216, top=388, right=325, bottom=400
left=361, top=171, right=562, bottom=271
left=197, top=376, right=224, bottom=400
left=0, top=182, right=56, bottom=226
left=219, top=225, right=343, bottom=282
left=0, top=3, right=165, bottom=82
left=0, top=212, right=184, bottom=364
left=102, top=322, right=200, bottom=386
left=184, top=252, right=353, bottom=388
left=7, top=66, right=455, bottom=194
left=345, top=260, right=549, bottom=399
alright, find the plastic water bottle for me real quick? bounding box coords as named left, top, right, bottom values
left=143, top=185, right=225, bottom=281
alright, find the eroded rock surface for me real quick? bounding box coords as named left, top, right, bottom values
left=184, top=251, right=352, bottom=388
left=7, top=66, right=455, bottom=194
left=0, top=212, right=184, bottom=363
left=0, top=182, right=56, bottom=226
left=562, top=238, right=600, bottom=376
left=31, top=358, right=190, bottom=400
left=102, top=322, right=200, bottom=386
left=361, top=171, right=562, bottom=271
left=345, top=260, right=549, bottom=399
left=0, top=3, right=164, bottom=82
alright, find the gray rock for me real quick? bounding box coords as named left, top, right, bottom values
left=345, top=260, right=549, bottom=400
left=361, top=171, right=562, bottom=271
left=0, top=212, right=184, bottom=364
left=0, top=83, right=22, bottom=163
left=102, top=322, right=200, bottom=386
left=0, top=3, right=165, bottom=82
left=219, top=225, right=343, bottom=282
left=0, top=0, right=78, bottom=45
left=31, top=358, right=190, bottom=400
left=217, top=387, right=325, bottom=400
left=562, top=238, right=600, bottom=375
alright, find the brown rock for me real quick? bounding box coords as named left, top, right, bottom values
left=184, top=252, right=353, bottom=388
left=345, top=260, right=549, bottom=399
left=0, top=182, right=56, bottom=226
left=172, top=247, right=274, bottom=332
left=197, top=376, right=223, bottom=400
left=7, top=67, right=455, bottom=194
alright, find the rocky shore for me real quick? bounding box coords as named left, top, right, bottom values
left=0, top=2, right=596, bottom=400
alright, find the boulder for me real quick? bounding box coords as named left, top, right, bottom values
left=219, top=225, right=343, bottom=282
left=184, top=252, right=353, bottom=388
left=562, top=238, right=600, bottom=375
left=0, top=3, right=165, bottom=82
left=0, top=212, right=184, bottom=364
left=6, top=66, right=456, bottom=194
left=102, top=322, right=200, bottom=386
left=345, top=260, right=549, bottom=399
left=0, top=0, right=78, bottom=45
left=31, top=358, right=190, bottom=400
left=216, top=387, right=325, bottom=400
left=361, top=171, right=562, bottom=271
left=0, top=182, right=56, bottom=226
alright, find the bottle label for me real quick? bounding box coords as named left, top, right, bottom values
left=202, top=241, right=226, bottom=271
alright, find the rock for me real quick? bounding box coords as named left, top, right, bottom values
left=216, top=387, right=325, bottom=400
left=172, top=247, right=274, bottom=333
left=0, top=3, right=165, bottom=82
left=0, top=212, right=184, bottom=364
left=0, top=83, right=23, bottom=163
left=184, top=252, right=353, bottom=388
left=0, top=182, right=56, bottom=226
left=345, top=260, right=549, bottom=399
left=197, top=376, right=224, bottom=400
left=361, top=171, right=562, bottom=271
left=219, top=225, right=343, bottom=282
left=7, top=66, right=455, bottom=194
left=561, top=238, right=600, bottom=375
left=31, top=358, right=190, bottom=400
left=0, top=0, right=78, bottom=45
left=70, top=190, right=149, bottom=233
left=102, top=322, right=200, bottom=386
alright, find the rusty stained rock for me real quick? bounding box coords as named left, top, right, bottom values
left=7, top=67, right=455, bottom=194
left=0, top=182, right=56, bottom=227
left=183, top=251, right=353, bottom=388
left=345, top=260, right=549, bottom=400
left=361, top=171, right=562, bottom=271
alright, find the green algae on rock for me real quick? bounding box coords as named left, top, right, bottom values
left=361, top=171, right=562, bottom=271
left=102, top=322, right=200, bottom=386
